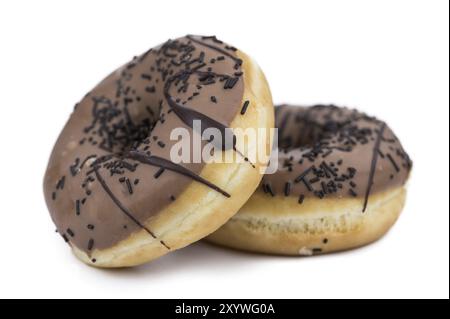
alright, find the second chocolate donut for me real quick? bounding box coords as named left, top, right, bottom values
left=207, top=104, right=412, bottom=255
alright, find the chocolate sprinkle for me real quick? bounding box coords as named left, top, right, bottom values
left=75, top=200, right=81, bottom=215
left=154, top=168, right=165, bottom=179
left=284, top=182, right=292, bottom=196
left=125, top=178, right=133, bottom=194
left=241, top=100, right=250, bottom=115
left=87, top=239, right=94, bottom=251
left=67, top=228, right=75, bottom=237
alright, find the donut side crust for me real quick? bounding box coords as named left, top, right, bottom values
left=206, top=186, right=407, bottom=255
left=72, top=51, right=274, bottom=267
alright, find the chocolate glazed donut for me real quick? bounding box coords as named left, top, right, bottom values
left=43, top=35, right=274, bottom=267
left=207, top=105, right=412, bottom=255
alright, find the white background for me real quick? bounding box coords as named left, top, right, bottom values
left=0, top=0, right=448, bottom=299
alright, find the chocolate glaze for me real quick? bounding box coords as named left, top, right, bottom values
left=261, top=105, right=412, bottom=211
left=44, top=35, right=248, bottom=256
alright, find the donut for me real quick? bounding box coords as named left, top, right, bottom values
left=43, top=35, right=274, bottom=267
left=207, top=104, right=412, bottom=255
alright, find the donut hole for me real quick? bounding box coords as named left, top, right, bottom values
left=82, top=96, right=160, bottom=155
left=278, top=105, right=374, bottom=153
left=279, top=118, right=345, bottom=151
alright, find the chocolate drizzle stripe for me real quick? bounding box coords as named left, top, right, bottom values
left=165, top=88, right=235, bottom=150
left=362, top=123, right=386, bottom=212
left=80, top=155, right=97, bottom=170
left=162, top=47, right=253, bottom=170
left=94, top=167, right=170, bottom=249
left=128, top=151, right=230, bottom=198
left=165, top=83, right=254, bottom=168
left=233, top=146, right=256, bottom=168
left=387, top=153, right=400, bottom=172
left=278, top=110, right=291, bottom=140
